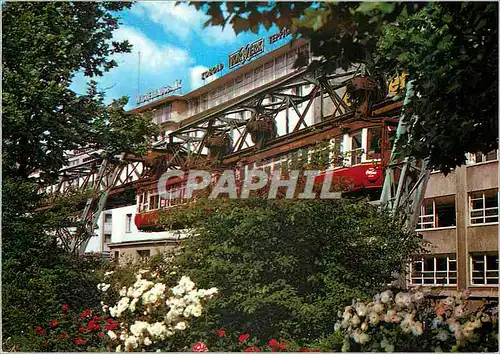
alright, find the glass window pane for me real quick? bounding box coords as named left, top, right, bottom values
left=486, top=255, right=498, bottom=270
left=423, top=202, right=434, bottom=215
left=424, top=258, right=434, bottom=271
left=436, top=257, right=447, bottom=271
left=449, top=261, right=457, bottom=271
left=436, top=203, right=456, bottom=227
left=485, top=195, right=499, bottom=208
left=352, top=132, right=362, bottom=149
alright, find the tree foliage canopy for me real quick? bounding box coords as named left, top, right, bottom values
left=2, top=2, right=157, bottom=183
left=190, top=1, right=498, bottom=173
left=2, top=2, right=153, bottom=346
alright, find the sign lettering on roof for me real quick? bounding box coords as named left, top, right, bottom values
left=202, top=63, right=224, bottom=80
left=269, top=28, right=291, bottom=44
left=228, top=38, right=265, bottom=69
left=136, top=79, right=182, bottom=105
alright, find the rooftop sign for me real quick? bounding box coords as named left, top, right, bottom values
left=268, top=28, right=290, bottom=45
left=202, top=63, right=224, bottom=80
left=136, top=79, right=182, bottom=105
left=228, top=38, right=265, bottom=69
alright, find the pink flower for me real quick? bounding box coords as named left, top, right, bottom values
left=62, top=304, right=70, bottom=312
left=35, top=326, right=45, bottom=335
left=50, top=319, right=58, bottom=327
left=239, top=333, right=250, bottom=343
left=192, top=341, right=208, bottom=352
left=216, top=329, right=226, bottom=337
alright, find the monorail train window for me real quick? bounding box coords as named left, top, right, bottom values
left=331, top=137, right=344, bottom=168
left=367, top=127, right=382, bottom=159
left=350, top=131, right=363, bottom=165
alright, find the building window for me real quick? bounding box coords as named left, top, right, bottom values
left=104, top=234, right=111, bottom=244
left=471, top=150, right=498, bottom=163
left=201, top=93, right=208, bottom=110
left=469, top=189, right=499, bottom=225
left=275, top=54, right=286, bottom=78
left=264, top=61, right=274, bottom=82
left=417, top=196, right=456, bottom=230
left=234, top=75, right=244, bottom=96
left=114, top=251, right=120, bottom=259
left=254, top=66, right=264, bottom=87
left=410, top=254, right=457, bottom=285
left=286, top=49, right=298, bottom=69
left=125, top=214, right=132, bottom=233
left=137, top=249, right=151, bottom=260
left=104, top=214, right=112, bottom=223
left=470, top=253, right=499, bottom=285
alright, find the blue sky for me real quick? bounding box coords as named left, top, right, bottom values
left=70, top=2, right=284, bottom=110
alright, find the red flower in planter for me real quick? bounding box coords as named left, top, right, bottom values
left=74, top=338, right=86, bottom=345
left=88, top=320, right=102, bottom=331
left=60, top=332, right=69, bottom=340
left=79, top=309, right=92, bottom=319
left=192, top=341, right=208, bottom=352
left=98, top=332, right=105, bottom=338
left=35, top=326, right=45, bottom=335
left=106, top=318, right=119, bottom=330
left=246, top=346, right=261, bottom=352
left=78, top=326, right=86, bottom=333
left=50, top=319, right=58, bottom=327
left=216, top=329, right=226, bottom=337
left=239, top=333, right=250, bottom=343
left=268, top=339, right=278, bottom=347
left=62, top=304, right=70, bottom=312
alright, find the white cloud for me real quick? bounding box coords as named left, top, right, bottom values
left=112, top=26, right=192, bottom=72
left=189, top=65, right=218, bottom=90
left=131, top=2, right=237, bottom=46
left=70, top=25, right=194, bottom=109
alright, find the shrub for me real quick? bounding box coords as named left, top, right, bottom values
left=335, top=288, right=498, bottom=352
left=26, top=305, right=110, bottom=352
left=162, top=197, right=423, bottom=345
left=98, top=265, right=218, bottom=352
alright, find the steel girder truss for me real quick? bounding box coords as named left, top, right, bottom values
left=44, top=154, right=150, bottom=254
left=156, top=68, right=360, bottom=167
left=45, top=66, right=428, bottom=254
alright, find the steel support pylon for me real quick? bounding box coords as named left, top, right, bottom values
left=380, top=80, right=431, bottom=230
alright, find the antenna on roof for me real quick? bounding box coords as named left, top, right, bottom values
left=136, top=51, right=141, bottom=105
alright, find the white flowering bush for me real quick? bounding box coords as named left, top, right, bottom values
left=99, top=268, right=218, bottom=352
left=334, top=288, right=498, bottom=352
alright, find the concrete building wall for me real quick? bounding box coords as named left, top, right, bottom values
left=85, top=204, right=188, bottom=258
left=415, top=157, right=499, bottom=297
